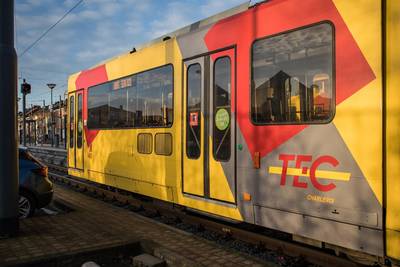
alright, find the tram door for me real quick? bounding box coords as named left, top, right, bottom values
left=68, top=90, right=84, bottom=170
left=183, top=48, right=236, bottom=203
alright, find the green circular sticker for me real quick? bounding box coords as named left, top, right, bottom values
left=78, top=121, right=83, bottom=133
left=215, top=109, right=230, bottom=131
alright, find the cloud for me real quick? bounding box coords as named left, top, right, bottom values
left=147, top=0, right=248, bottom=39
left=199, top=0, right=247, bottom=17
left=149, top=2, right=194, bottom=38
left=16, top=0, right=250, bottom=109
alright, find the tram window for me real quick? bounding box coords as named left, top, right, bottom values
left=251, top=23, right=334, bottom=124
left=109, top=88, right=129, bottom=127
left=88, top=82, right=110, bottom=129
left=213, top=57, right=231, bottom=161
left=137, top=133, right=152, bottom=154
left=134, top=65, right=173, bottom=127
left=87, top=64, right=173, bottom=129
left=77, top=94, right=83, bottom=148
left=155, top=133, right=172, bottom=156
left=69, top=96, right=74, bottom=148
left=186, top=64, right=202, bottom=159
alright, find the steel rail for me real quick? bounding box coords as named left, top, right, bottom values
left=46, top=164, right=361, bottom=267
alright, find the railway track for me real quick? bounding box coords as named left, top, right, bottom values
left=45, top=163, right=361, bottom=267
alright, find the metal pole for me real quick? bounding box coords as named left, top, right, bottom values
left=22, top=86, right=26, bottom=146
left=42, top=100, right=45, bottom=145
left=29, top=104, right=33, bottom=145
left=0, top=0, right=19, bottom=236
left=34, top=121, right=37, bottom=145
left=51, top=88, right=53, bottom=147
left=47, top=83, right=56, bottom=147
left=28, top=121, right=31, bottom=145
left=59, top=95, right=62, bottom=145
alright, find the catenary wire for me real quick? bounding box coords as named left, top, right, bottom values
left=19, top=0, right=84, bottom=58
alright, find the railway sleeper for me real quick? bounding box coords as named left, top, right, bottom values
left=48, top=168, right=372, bottom=267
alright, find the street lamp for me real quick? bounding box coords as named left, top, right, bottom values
left=47, top=83, right=56, bottom=147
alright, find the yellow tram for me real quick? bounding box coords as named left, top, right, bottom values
left=67, top=0, right=400, bottom=264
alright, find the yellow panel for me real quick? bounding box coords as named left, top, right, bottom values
left=332, top=0, right=382, bottom=204
left=67, top=72, right=80, bottom=93
left=183, top=112, right=205, bottom=196
left=74, top=38, right=183, bottom=204
left=269, top=166, right=351, bottom=181
left=105, top=40, right=178, bottom=81
left=209, top=137, right=235, bottom=203
left=333, top=0, right=382, bottom=76
left=183, top=158, right=205, bottom=196
left=182, top=196, right=243, bottom=221
left=387, top=230, right=400, bottom=260
left=386, top=0, right=400, bottom=260
left=334, top=83, right=382, bottom=204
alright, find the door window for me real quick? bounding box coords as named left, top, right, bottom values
left=77, top=94, right=83, bottom=148
left=186, top=63, right=202, bottom=159
left=69, top=96, right=74, bottom=148
left=213, top=57, right=231, bottom=161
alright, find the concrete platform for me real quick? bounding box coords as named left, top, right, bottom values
left=0, top=183, right=269, bottom=267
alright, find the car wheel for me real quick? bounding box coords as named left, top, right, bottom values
left=19, top=192, right=36, bottom=218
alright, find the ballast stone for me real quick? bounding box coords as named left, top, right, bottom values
left=81, top=261, right=100, bottom=267
left=132, top=253, right=166, bottom=267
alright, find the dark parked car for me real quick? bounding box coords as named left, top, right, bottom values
left=19, top=147, right=53, bottom=218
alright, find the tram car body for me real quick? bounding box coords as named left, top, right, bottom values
left=67, top=0, right=400, bottom=263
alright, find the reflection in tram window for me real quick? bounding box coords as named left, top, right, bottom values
left=186, top=63, right=202, bottom=159
left=87, top=65, right=173, bottom=129
left=77, top=94, right=83, bottom=148
left=213, top=57, right=231, bottom=161
left=69, top=96, right=74, bottom=148
left=134, top=66, right=173, bottom=127
left=312, top=73, right=332, bottom=119
left=251, top=23, right=334, bottom=124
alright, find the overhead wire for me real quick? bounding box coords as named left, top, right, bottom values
left=19, top=0, right=84, bottom=58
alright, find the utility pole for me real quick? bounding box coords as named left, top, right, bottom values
left=42, top=100, right=45, bottom=145
left=59, top=95, right=63, bottom=145
left=21, top=80, right=30, bottom=146
left=47, top=83, right=56, bottom=147
left=22, top=80, right=26, bottom=146
left=0, top=0, right=19, bottom=236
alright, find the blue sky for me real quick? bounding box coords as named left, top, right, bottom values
left=16, top=0, right=250, bottom=110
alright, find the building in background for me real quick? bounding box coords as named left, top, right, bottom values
left=18, top=99, right=67, bottom=147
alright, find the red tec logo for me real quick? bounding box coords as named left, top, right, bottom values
left=268, top=154, right=351, bottom=192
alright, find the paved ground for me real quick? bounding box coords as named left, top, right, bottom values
left=27, top=145, right=67, bottom=154
left=0, top=183, right=270, bottom=267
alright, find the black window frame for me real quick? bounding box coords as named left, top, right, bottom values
left=212, top=56, right=231, bottom=162
left=87, top=63, right=174, bottom=130
left=154, top=133, right=173, bottom=156
left=137, top=133, right=153, bottom=154
left=186, top=63, right=202, bottom=159
left=69, top=95, right=74, bottom=149
left=77, top=93, right=83, bottom=149
left=250, top=21, right=336, bottom=126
